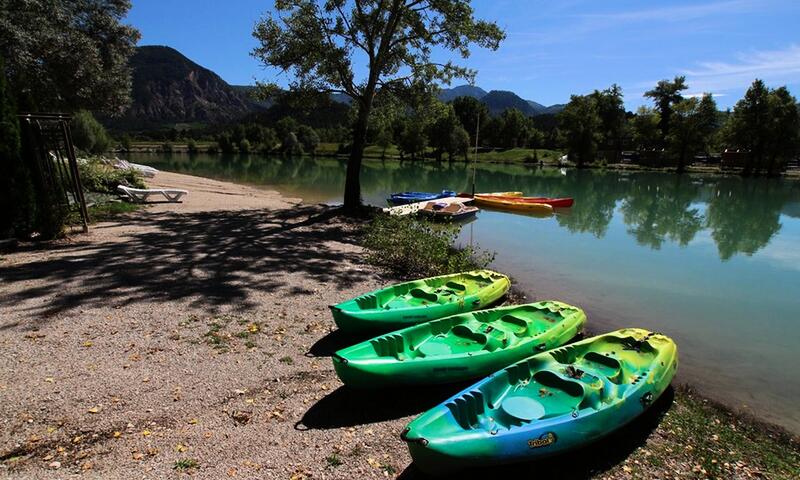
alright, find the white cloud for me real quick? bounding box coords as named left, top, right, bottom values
left=579, top=0, right=757, bottom=24
left=682, top=44, right=800, bottom=92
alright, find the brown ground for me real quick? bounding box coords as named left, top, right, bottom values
left=1, top=172, right=796, bottom=479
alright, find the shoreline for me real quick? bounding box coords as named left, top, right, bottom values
left=1, top=171, right=797, bottom=478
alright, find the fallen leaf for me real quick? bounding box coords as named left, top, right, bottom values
left=175, top=444, right=188, bottom=453
left=227, top=467, right=237, bottom=476
left=113, top=431, right=122, bottom=438
left=204, top=431, right=212, bottom=439
left=45, top=377, right=54, bottom=383
left=188, top=418, right=198, bottom=425
left=141, top=430, right=151, bottom=437
left=82, top=341, right=93, bottom=348
left=132, top=452, right=144, bottom=460
left=88, top=406, right=100, bottom=414
left=81, top=461, right=93, bottom=471
left=48, top=461, right=61, bottom=469
left=247, top=323, right=259, bottom=334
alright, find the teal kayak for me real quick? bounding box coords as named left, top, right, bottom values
left=402, top=328, right=678, bottom=475
left=330, top=270, right=510, bottom=334
left=332, top=302, right=586, bottom=388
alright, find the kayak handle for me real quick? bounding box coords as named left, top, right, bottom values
left=332, top=353, right=348, bottom=365
left=400, top=427, right=428, bottom=446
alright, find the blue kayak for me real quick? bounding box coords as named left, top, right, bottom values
left=388, top=190, right=456, bottom=205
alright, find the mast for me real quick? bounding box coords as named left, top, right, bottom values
left=471, top=113, right=479, bottom=197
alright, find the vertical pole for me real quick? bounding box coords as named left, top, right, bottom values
left=471, top=114, right=479, bottom=197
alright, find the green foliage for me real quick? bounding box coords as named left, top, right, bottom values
left=160, top=142, right=173, bottom=153
left=84, top=201, right=141, bottom=222
left=275, top=117, right=299, bottom=139
left=186, top=138, right=199, bottom=154
left=397, top=121, right=427, bottom=160
left=119, top=134, right=133, bottom=152
left=297, top=125, right=320, bottom=154
left=0, top=0, right=140, bottom=113
left=499, top=108, right=531, bottom=148
left=238, top=138, right=251, bottom=154
left=631, top=107, right=661, bottom=151
left=723, top=79, right=800, bottom=175
left=282, top=131, right=303, bottom=155
left=590, top=84, right=626, bottom=154
left=217, top=133, right=236, bottom=154
left=666, top=94, right=718, bottom=172
left=559, top=94, right=601, bottom=167
left=77, top=159, right=145, bottom=194
left=449, top=125, right=471, bottom=161
left=0, top=56, right=35, bottom=238
left=451, top=95, right=489, bottom=145
left=71, top=111, right=112, bottom=154
left=645, top=76, right=688, bottom=144
left=363, top=214, right=495, bottom=279
left=173, top=458, right=199, bottom=471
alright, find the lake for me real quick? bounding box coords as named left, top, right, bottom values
left=128, top=153, right=800, bottom=433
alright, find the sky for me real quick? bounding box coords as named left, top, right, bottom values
left=126, top=0, right=800, bottom=109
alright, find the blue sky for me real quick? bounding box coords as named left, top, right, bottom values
left=127, top=0, right=800, bottom=109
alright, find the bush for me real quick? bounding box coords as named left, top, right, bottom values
left=207, top=143, right=219, bottom=154
left=362, top=214, right=494, bottom=278
left=119, top=134, right=132, bottom=152
left=238, top=138, right=251, bottom=154
left=186, top=138, right=198, bottom=154
left=71, top=110, right=111, bottom=154
left=77, top=159, right=145, bottom=194
left=282, top=132, right=304, bottom=156
left=161, top=142, right=173, bottom=153
left=297, top=125, right=320, bottom=154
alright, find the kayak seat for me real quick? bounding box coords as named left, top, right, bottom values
left=450, top=325, right=488, bottom=352
left=409, top=288, right=438, bottom=303
left=497, top=314, right=531, bottom=336
left=579, top=351, right=623, bottom=384
left=444, top=281, right=467, bottom=292
left=532, top=370, right=584, bottom=419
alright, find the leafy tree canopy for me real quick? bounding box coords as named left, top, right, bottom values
left=0, top=0, right=140, bottom=113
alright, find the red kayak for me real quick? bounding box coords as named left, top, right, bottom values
left=474, top=194, right=574, bottom=208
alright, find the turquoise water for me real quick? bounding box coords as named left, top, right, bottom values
left=129, top=154, right=800, bottom=432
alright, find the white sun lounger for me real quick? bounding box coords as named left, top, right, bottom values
left=117, top=185, right=188, bottom=203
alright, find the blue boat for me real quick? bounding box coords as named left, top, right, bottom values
left=388, top=190, right=457, bottom=205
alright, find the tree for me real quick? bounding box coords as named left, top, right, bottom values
left=630, top=107, right=661, bottom=151
left=499, top=108, right=529, bottom=148
left=217, top=133, right=236, bottom=154
left=665, top=94, right=718, bottom=173
left=297, top=125, right=320, bottom=154
left=261, top=127, right=280, bottom=152
left=559, top=95, right=601, bottom=167
left=723, top=79, right=800, bottom=175
left=0, top=0, right=140, bottom=113
left=590, top=84, right=626, bottom=160
left=282, top=131, right=304, bottom=155
left=275, top=117, right=298, bottom=140
left=427, top=104, right=459, bottom=161
left=239, top=138, right=252, bottom=154
left=397, top=120, right=427, bottom=160
left=449, top=125, right=470, bottom=161
left=451, top=95, right=488, bottom=144
left=71, top=110, right=111, bottom=154
left=644, top=76, right=688, bottom=144
left=374, top=126, right=393, bottom=159
left=0, top=56, right=32, bottom=237
left=252, top=0, right=504, bottom=210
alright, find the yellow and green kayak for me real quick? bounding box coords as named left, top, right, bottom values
left=330, top=270, right=510, bottom=334
left=402, top=328, right=678, bottom=475
left=473, top=195, right=554, bottom=215
left=332, top=302, right=586, bottom=388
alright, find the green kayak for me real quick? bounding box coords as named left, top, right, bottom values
left=332, top=302, right=586, bottom=388
left=402, top=328, right=678, bottom=475
left=329, top=270, right=510, bottom=334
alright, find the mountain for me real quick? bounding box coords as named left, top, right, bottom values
left=438, top=85, right=487, bottom=102
left=110, top=46, right=258, bottom=129
left=438, top=84, right=564, bottom=116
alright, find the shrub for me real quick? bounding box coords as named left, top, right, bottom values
left=161, top=142, right=173, bottom=153
left=71, top=110, right=111, bottom=154
left=207, top=143, right=219, bottom=154
left=77, top=159, right=145, bottom=194
left=362, top=214, right=494, bottom=278
left=186, top=138, right=198, bottom=154
left=119, top=134, right=132, bottom=152
left=238, top=138, right=251, bottom=154
left=297, top=125, right=320, bottom=154
left=282, top=132, right=304, bottom=156
left=217, top=133, right=235, bottom=153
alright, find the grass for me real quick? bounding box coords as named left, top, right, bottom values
left=278, top=356, right=293, bottom=365
left=362, top=214, right=494, bottom=279
left=173, top=458, right=199, bottom=471
left=325, top=453, right=343, bottom=468
left=87, top=201, right=142, bottom=222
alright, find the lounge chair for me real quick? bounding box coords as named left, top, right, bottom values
left=117, top=185, right=188, bottom=203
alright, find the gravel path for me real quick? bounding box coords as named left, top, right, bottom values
left=0, top=172, right=424, bottom=479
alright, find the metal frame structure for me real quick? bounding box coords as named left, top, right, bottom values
left=18, top=112, right=89, bottom=233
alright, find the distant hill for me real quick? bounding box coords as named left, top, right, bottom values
left=107, top=46, right=259, bottom=129
left=439, top=84, right=564, bottom=116
left=438, top=85, right=487, bottom=102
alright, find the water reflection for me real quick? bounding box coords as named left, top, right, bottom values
left=128, top=154, right=800, bottom=261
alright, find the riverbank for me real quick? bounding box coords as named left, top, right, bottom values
left=0, top=172, right=798, bottom=478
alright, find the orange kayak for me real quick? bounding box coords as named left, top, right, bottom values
left=473, top=196, right=554, bottom=215
left=475, top=194, right=574, bottom=208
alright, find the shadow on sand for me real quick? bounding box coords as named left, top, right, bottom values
left=296, top=382, right=474, bottom=430
left=0, top=205, right=370, bottom=328
left=396, top=386, right=676, bottom=479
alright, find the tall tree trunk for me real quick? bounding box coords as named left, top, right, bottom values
left=343, top=100, right=372, bottom=211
